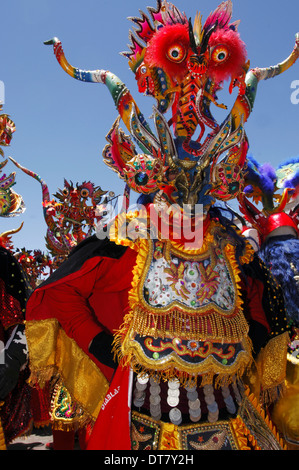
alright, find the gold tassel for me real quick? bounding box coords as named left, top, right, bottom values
left=121, top=304, right=249, bottom=344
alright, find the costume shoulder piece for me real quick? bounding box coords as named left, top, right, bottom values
left=34, top=235, right=128, bottom=289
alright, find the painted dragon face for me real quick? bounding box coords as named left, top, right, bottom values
left=43, top=179, right=108, bottom=255
left=125, top=1, right=247, bottom=139
left=117, top=0, right=249, bottom=210
left=53, top=180, right=106, bottom=220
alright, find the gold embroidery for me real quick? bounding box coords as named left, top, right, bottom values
left=25, top=318, right=109, bottom=425
left=131, top=422, right=153, bottom=450
left=131, top=410, right=283, bottom=450
left=189, top=429, right=228, bottom=450
left=112, top=214, right=254, bottom=384
left=256, top=332, right=289, bottom=403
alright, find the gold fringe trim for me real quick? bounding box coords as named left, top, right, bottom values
left=118, top=234, right=250, bottom=345
left=109, top=209, right=141, bottom=251
left=230, top=415, right=261, bottom=450
left=114, top=335, right=253, bottom=388
left=111, top=210, right=256, bottom=389
left=118, top=304, right=250, bottom=344
left=112, top=214, right=253, bottom=344
left=25, top=319, right=109, bottom=427
left=243, top=387, right=287, bottom=449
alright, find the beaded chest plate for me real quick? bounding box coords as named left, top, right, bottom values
left=144, top=239, right=236, bottom=311
left=116, top=225, right=253, bottom=383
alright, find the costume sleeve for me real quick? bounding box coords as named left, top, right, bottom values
left=241, top=275, right=272, bottom=356
left=242, top=276, right=271, bottom=333
left=33, top=262, right=104, bottom=356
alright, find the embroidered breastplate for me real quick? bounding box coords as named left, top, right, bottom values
left=113, top=220, right=254, bottom=385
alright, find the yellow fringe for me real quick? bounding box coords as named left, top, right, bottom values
left=117, top=304, right=250, bottom=344
left=255, top=332, right=289, bottom=404
left=114, top=335, right=253, bottom=388
left=243, top=387, right=287, bottom=449
left=25, top=319, right=109, bottom=427
left=231, top=416, right=261, bottom=450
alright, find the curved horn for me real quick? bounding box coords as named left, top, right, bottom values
left=9, top=157, right=50, bottom=203
left=252, top=33, right=299, bottom=81
left=232, top=33, right=299, bottom=129
left=44, top=37, right=153, bottom=137
left=0, top=221, right=24, bottom=239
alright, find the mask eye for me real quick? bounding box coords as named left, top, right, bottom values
left=80, top=188, right=90, bottom=198
left=211, top=46, right=229, bottom=63
left=134, top=172, right=149, bottom=186
left=62, top=188, right=69, bottom=197
left=140, top=65, right=147, bottom=74
left=166, top=44, right=186, bottom=62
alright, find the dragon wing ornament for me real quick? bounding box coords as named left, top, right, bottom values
left=44, top=0, right=299, bottom=213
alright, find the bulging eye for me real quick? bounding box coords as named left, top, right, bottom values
left=134, top=172, right=149, bottom=186
left=211, top=46, right=229, bottom=63
left=140, top=65, right=147, bottom=74
left=62, top=188, right=69, bottom=196
left=80, top=188, right=90, bottom=198
left=166, top=44, right=186, bottom=62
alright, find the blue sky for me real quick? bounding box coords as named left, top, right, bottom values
left=0, top=0, right=298, bottom=252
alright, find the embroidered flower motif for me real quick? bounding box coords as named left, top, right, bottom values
left=164, top=261, right=190, bottom=300
left=196, top=264, right=220, bottom=303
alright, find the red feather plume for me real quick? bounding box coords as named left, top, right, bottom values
left=144, top=23, right=191, bottom=82
left=207, top=28, right=247, bottom=83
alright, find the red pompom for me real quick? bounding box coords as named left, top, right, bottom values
left=144, top=23, right=190, bottom=82
left=207, top=29, right=247, bottom=83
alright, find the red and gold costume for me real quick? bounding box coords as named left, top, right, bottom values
left=25, top=0, right=299, bottom=450
left=26, top=211, right=289, bottom=450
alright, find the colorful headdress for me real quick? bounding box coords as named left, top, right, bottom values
left=238, top=154, right=299, bottom=243
left=238, top=154, right=299, bottom=327
left=44, top=1, right=299, bottom=214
